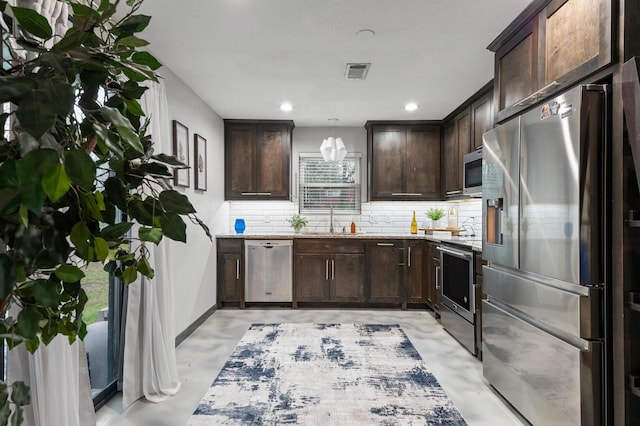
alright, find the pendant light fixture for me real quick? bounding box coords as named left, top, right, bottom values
left=320, top=118, right=347, bottom=162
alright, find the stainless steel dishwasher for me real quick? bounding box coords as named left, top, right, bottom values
left=244, top=240, right=293, bottom=302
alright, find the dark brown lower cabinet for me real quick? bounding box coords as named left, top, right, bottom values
left=294, top=240, right=364, bottom=304
left=425, top=242, right=441, bottom=318
left=366, top=240, right=405, bottom=306
left=216, top=239, right=244, bottom=308
left=406, top=240, right=427, bottom=304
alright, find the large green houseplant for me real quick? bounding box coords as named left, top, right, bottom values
left=0, top=0, right=210, bottom=423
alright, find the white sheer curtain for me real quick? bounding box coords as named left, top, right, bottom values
left=122, top=79, right=181, bottom=408
left=7, top=338, right=96, bottom=426
left=6, top=2, right=95, bottom=426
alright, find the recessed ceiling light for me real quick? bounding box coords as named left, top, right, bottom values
left=405, top=103, right=419, bottom=112
left=280, top=102, right=293, bottom=112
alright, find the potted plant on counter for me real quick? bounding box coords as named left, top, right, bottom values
left=287, top=214, right=308, bottom=233
left=426, top=208, right=446, bottom=229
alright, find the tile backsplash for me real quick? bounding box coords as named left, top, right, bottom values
left=226, top=199, right=482, bottom=236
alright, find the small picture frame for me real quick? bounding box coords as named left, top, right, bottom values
left=194, top=133, right=207, bottom=191
left=172, top=120, right=189, bottom=187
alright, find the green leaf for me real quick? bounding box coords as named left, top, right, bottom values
left=104, top=177, right=128, bottom=210
left=132, top=162, right=172, bottom=178
left=122, top=265, right=137, bottom=285
left=10, top=6, right=52, bottom=39
left=0, top=159, right=18, bottom=188
left=40, top=78, right=75, bottom=116
left=94, top=237, right=109, bottom=261
left=0, top=188, right=20, bottom=215
left=159, top=213, right=187, bottom=243
left=31, top=279, right=60, bottom=308
left=127, top=198, right=156, bottom=226
left=131, top=51, right=162, bottom=70
left=15, top=91, right=57, bottom=139
left=10, top=381, right=29, bottom=406
left=159, top=190, right=196, bottom=214
left=16, top=307, right=42, bottom=340
left=55, top=265, right=85, bottom=283
left=0, top=394, right=9, bottom=426
left=0, top=254, right=16, bottom=300
left=100, top=222, right=133, bottom=239
left=126, top=99, right=144, bottom=116
left=151, top=153, right=188, bottom=167
left=136, top=256, right=154, bottom=279
left=64, top=150, right=96, bottom=191
left=0, top=382, right=7, bottom=406
left=17, top=148, right=58, bottom=212
left=139, top=227, right=162, bottom=244
left=116, top=125, right=144, bottom=154
left=93, top=123, right=124, bottom=158
left=42, top=163, right=71, bottom=202
left=70, top=222, right=91, bottom=259
left=121, top=81, right=148, bottom=100
left=117, top=14, right=151, bottom=34
left=79, top=192, right=104, bottom=221
left=10, top=404, right=24, bottom=426
left=117, top=35, right=149, bottom=48
left=99, top=106, right=133, bottom=129
left=0, top=76, right=37, bottom=103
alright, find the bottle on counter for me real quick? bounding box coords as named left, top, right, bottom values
left=410, top=211, right=418, bottom=234
left=350, top=218, right=356, bottom=234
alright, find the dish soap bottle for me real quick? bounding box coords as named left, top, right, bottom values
left=350, top=218, right=356, bottom=234
left=410, top=211, right=418, bottom=234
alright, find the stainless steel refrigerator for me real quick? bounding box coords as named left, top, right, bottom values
left=481, top=84, right=610, bottom=426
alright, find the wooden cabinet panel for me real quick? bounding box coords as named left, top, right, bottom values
left=366, top=241, right=404, bottom=304
left=367, top=122, right=441, bottom=201
left=295, top=254, right=329, bottom=302
left=471, top=91, right=493, bottom=150
left=371, top=127, right=405, bottom=197
left=227, top=126, right=256, bottom=194
left=406, top=126, right=441, bottom=198
left=225, top=120, right=293, bottom=200
left=498, top=31, right=536, bottom=112
left=216, top=239, right=244, bottom=307
left=330, top=254, right=364, bottom=302
left=406, top=241, right=427, bottom=304
left=443, top=109, right=470, bottom=197
left=544, top=0, right=600, bottom=84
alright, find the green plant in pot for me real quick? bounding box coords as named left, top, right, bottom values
left=426, top=208, right=446, bottom=228
left=0, top=0, right=210, bottom=423
left=287, top=214, right=308, bottom=233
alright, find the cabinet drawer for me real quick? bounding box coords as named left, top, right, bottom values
left=294, top=239, right=365, bottom=254
left=217, top=238, right=243, bottom=253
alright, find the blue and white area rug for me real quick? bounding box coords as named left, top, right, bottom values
left=187, top=323, right=467, bottom=425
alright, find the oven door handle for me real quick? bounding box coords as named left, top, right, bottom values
left=436, top=246, right=473, bottom=260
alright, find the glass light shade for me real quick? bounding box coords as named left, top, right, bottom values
left=320, top=137, right=347, bottom=162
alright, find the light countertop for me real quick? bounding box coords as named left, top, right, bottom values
left=216, top=232, right=482, bottom=252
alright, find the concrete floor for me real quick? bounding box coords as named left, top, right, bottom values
left=96, top=309, right=528, bottom=425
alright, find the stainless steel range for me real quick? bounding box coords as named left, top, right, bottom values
left=437, top=244, right=477, bottom=355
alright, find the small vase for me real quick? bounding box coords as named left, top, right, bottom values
left=234, top=218, right=246, bottom=234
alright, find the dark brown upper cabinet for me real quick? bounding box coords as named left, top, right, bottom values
left=366, top=121, right=441, bottom=201
left=443, top=108, right=471, bottom=197
left=490, top=0, right=613, bottom=122
left=471, top=90, right=493, bottom=151
left=224, top=120, right=294, bottom=200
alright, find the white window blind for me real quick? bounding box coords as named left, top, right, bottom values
left=299, top=153, right=361, bottom=214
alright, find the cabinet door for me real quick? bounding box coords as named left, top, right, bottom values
left=497, top=26, right=537, bottom=114
left=444, top=109, right=470, bottom=197
left=542, top=0, right=611, bottom=87
left=370, top=127, right=404, bottom=198
left=225, top=125, right=256, bottom=197
left=471, top=91, right=492, bottom=151
left=331, top=254, right=365, bottom=302
left=218, top=253, right=243, bottom=304
left=256, top=124, right=291, bottom=198
left=366, top=242, right=404, bottom=304
left=434, top=256, right=441, bottom=312
left=406, top=126, right=441, bottom=199
left=294, top=254, right=329, bottom=302
left=406, top=241, right=427, bottom=304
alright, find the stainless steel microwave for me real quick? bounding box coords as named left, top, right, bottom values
left=463, top=148, right=482, bottom=197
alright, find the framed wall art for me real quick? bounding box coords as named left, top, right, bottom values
left=172, top=120, right=189, bottom=187
left=194, top=133, right=207, bottom=191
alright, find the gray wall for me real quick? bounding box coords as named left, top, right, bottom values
left=162, top=67, right=226, bottom=336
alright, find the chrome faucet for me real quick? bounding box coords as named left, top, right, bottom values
left=329, top=207, right=334, bottom=234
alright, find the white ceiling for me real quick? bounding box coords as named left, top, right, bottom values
left=139, top=1, right=531, bottom=127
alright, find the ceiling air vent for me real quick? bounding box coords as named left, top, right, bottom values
left=345, top=63, right=371, bottom=80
